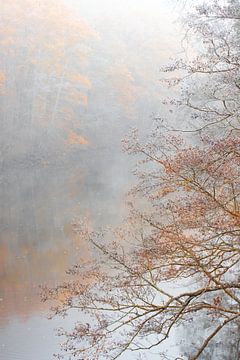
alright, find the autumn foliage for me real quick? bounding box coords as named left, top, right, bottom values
left=0, top=0, right=94, bottom=150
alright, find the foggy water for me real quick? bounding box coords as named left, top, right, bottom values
left=0, top=1, right=182, bottom=358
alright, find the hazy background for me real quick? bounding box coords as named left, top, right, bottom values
left=0, top=1, right=183, bottom=358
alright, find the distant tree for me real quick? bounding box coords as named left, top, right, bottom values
left=42, top=1, right=240, bottom=359
left=0, top=0, right=94, bottom=167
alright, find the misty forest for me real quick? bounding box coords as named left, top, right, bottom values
left=0, top=1, right=240, bottom=360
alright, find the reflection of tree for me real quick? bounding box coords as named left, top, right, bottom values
left=0, top=224, right=90, bottom=323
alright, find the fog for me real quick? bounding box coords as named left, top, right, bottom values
left=0, top=1, right=183, bottom=358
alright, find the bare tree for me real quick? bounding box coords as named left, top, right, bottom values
left=159, top=0, right=240, bottom=135
left=42, top=128, right=240, bottom=359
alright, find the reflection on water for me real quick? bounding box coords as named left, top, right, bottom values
left=0, top=0, right=181, bottom=358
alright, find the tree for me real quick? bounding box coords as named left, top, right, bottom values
left=42, top=1, right=240, bottom=359
left=159, top=0, right=240, bottom=135
left=42, top=130, right=240, bottom=359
